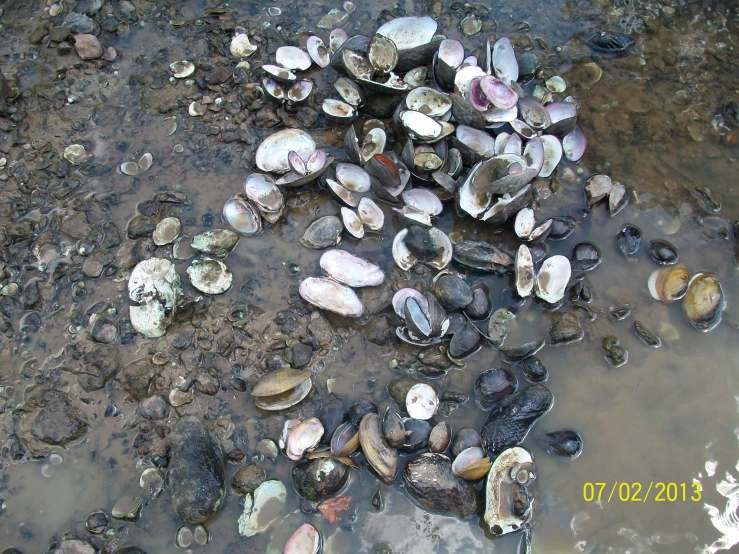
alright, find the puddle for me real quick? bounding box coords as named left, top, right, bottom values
left=0, top=0, right=738, bottom=553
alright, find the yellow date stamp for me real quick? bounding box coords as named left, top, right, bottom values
left=583, top=482, right=702, bottom=502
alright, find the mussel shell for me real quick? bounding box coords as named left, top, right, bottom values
left=253, top=378, right=312, bottom=411
left=452, top=240, right=514, bottom=272
left=515, top=244, right=535, bottom=298
left=368, top=33, right=398, bottom=74
left=432, top=274, right=473, bottom=311
left=451, top=428, right=482, bottom=457
left=464, top=282, right=492, bottom=320
left=404, top=297, right=433, bottom=339
left=474, top=368, right=518, bottom=410
left=570, top=242, right=602, bottom=273
left=648, top=239, right=679, bottom=265
left=349, top=400, right=379, bottom=428
left=256, top=129, right=315, bottom=174
left=252, top=369, right=312, bottom=398
left=452, top=446, right=492, bottom=481
left=647, top=265, right=689, bottom=303
left=320, top=249, right=384, bottom=287
left=682, top=272, right=724, bottom=332
left=448, top=322, right=482, bottom=360
left=539, top=429, right=583, bottom=459
left=381, top=407, right=406, bottom=448
left=587, top=31, right=634, bottom=53
left=335, top=77, right=366, bottom=107
left=609, top=181, right=629, bottom=216
left=549, top=217, right=576, bottom=240
left=319, top=398, right=345, bottom=442
left=322, top=99, right=357, bottom=123
left=633, top=320, right=662, bottom=348
left=500, top=338, right=545, bottom=362
left=400, top=417, right=432, bottom=452
left=359, top=413, right=398, bottom=484
left=330, top=421, right=360, bottom=457
left=616, top=224, right=642, bottom=256
left=291, top=458, right=348, bottom=502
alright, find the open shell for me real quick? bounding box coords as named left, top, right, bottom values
left=255, top=129, right=315, bottom=174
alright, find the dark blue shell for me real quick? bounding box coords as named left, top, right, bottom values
left=587, top=31, right=635, bottom=53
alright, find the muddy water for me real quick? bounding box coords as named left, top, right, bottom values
left=1, top=0, right=738, bottom=553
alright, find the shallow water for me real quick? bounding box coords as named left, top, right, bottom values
left=0, top=0, right=738, bottom=553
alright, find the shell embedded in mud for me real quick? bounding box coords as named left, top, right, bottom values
left=299, top=277, right=364, bottom=317
left=186, top=258, right=233, bottom=295
left=191, top=229, right=239, bottom=257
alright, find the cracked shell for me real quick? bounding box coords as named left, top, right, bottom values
left=186, top=258, right=233, bottom=295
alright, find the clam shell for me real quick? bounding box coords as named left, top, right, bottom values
left=331, top=421, right=360, bottom=457
left=170, top=60, right=195, bottom=79
left=286, top=418, right=324, bottom=461
left=336, top=163, right=371, bottom=192
left=301, top=216, right=343, bottom=249
left=335, top=77, right=366, bottom=107
left=252, top=369, right=312, bottom=398
left=535, top=255, right=571, bottom=304
left=400, top=111, right=443, bottom=142
left=319, top=249, right=385, bottom=287
left=682, top=272, right=724, bottom=331
left=456, top=125, right=496, bottom=158
left=401, top=188, right=443, bottom=216
left=484, top=447, right=536, bottom=536
left=128, top=258, right=182, bottom=309
left=647, top=265, right=690, bottom=303
left=284, top=524, right=321, bottom=554
left=299, top=277, right=364, bottom=317
left=263, top=64, right=297, bottom=84
left=223, top=195, right=263, bottom=236
left=254, top=378, right=312, bottom=411
left=491, top=38, right=518, bottom=85
left=368, top=34, right=398, bottom=74
left=307, top=36, right=330, bottom=68
left=518, top=97, right=552, bottom=130
left=515, top=244, right=535, bottom=297
left=404, top=297, right=433, bottom=339
left=276, top=46, right=312, bottom=71
left=230, top=34, right=257, bottom=58
left=329, top=28, right=348, bottom=53
left=393, top=288, right=428, bottom=318
left=322, top=99, right=357, bottom=123
left=327, top=178, right=362, bottom=207
left=359, top=413, right=398, bottom=484
left=538, top=135, right=562, bottom=178
left=287, top=80, right=313, bottom=105
left=394, top=205, right=432, bottom=227
left=262, top=77, right=285, bottom=103
left=357, top=197, right=384, bottom=231
left=405, top=87, right=452, bottom=118
left=186, top=258, right=233, bottom=295
left=255, top=129, right=315, bottom=174
left=376, top=16, right=437, bottom=51
left=452, top=447, right=492, bottom=481
left=406, top=384, right=439, bottom=420
left=244, top=173, right=284, bottom=214
left=340, top=207, right=365, bottom=239
left=480, top=75, right=518, bottom=110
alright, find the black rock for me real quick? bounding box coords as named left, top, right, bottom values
left=548, top=217, right=576, bottom=240
left=586, top=31, right=634, bottom=53
left=548, top=311, right=584, bottom=345
left=168, top=416, right=226, bottom=524
left=405, top=226, right=441, bottom=263
left=480, top=384, right=554, bottom=455
left=648, top=239, right=678, bottom=265
left=616, top=224, right=642, bottom=256
left=602, top=335, right=628, bottom=367
left=449, top=322, right=482, bottom=359
left=402, top=453, right=480, bottom=519
left=433, top=274, right=473, bottom=311
left=540, top=429, right=583, bottom=459
left=289, top=343, right=313, bottom=369
left=513, top=356, right=548, bottom=384
left=319, top=398, right=345, bottom=443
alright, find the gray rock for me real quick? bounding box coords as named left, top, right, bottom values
left=116, top=358, right=159, bottom=399
left=74, top=34, right=102, bottom=60
left=52, top=539, right=97, bottom=554
left=127, top=215, right=156, bottom=239
left=75, top=0, right=104, bottom=15
left=79, top=345, right=120, bottom=391
left=548, top=311, right=584, bottom=345
left=357, top=280, right=394, bottom=317
left=307, top=313, right=333, bottom=346
left=89, top=314, right=119, bottom=344
left=49, top=26, right=72, bottom=42
left=62, top=12, right=96, bottom=34
left=60, top=212, right=92, bottom=240
left=231, top=463, right=267, bottom=494
left=31, top=392, right=88, bottom=445
left=138, top=394, right=169, bottom=420
left=195, top=370, right=220, bottom=396
left=168, top=416, right=226, bottom=524
left=289, top=343, right=313, bottom=369
left=365, top=315, right=395, bottom=346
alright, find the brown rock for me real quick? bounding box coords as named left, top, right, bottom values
left=74, top=34, right=102, bottom=60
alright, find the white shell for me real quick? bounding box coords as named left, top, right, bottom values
left=170, top=61, right=195, bottom=79
left=405, top=87, right=452, bottom=118
left=538, top=135, right=562, bottom=178
left=400, top=111, right=442, bottom=142
left=456, top=125, right=496, bottom=158
left=237, top=481, right=287, bottom=538
left=405, top=383, right=439, bottom=420
left=244, top=173, right=284, bottom=214
left=376, top=16, right=438, bottom=50
left=515, top=244, right=535, bottom=298
left=322, top=98, right=357, bottom=122
left=392, top=288, right=428, bottom=318
left=391, top=229, right=417, bottom=271
left=336, top=163, right=371, bottom=192
left=535, top=255, right=571, bottom=303
left=357, top=197, right=384, bottom=231
left=306, top=36, right=330, bottom=68
left=130, top=301, right=169, bottom=339
left=492, top=37, right=518, bottom=85
left=255, top=129, right=316, bottom=174
left=128, top=258, right=181, bottom=309
left=299, top=277, right=364, bottom=317
left=286, top=418, right=324, bottom=461
left=484, top=447, right=536, bottom=536
left=230, top=34, right=257, bottom=58
left=138, top=152, right=153, bottom=172
left=340, top=207, right=365, bottom=239
left=327, top=178, right=362, bottom=207
left=186, top=258, right=233, bottom=295
left=401, top=188, right=443, bottom=216
left=514, top=208, right=536, bottom=240
left=320, top=249, right=385, bottom=287
left=276, top=46, right=312, bottom=71
left=120, top=161, right=139, bottom=176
